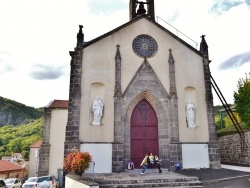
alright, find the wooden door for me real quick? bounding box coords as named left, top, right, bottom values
left=130, top=100, right=159, bottom=168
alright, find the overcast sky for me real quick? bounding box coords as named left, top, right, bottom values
left=0, top=0, right=250, bottom=108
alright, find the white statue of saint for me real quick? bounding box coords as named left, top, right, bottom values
left=186, top=100, right=195, bottom=127
left=92, top=96, right=103, bottom=125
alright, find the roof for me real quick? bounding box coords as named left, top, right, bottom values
left=46, top=100, right=68, bottom=108
left=83, top=15, right=203, bottom=57
left=29, top=140, right=42, bottom=148
left=0, top=160, right=23, bottom=173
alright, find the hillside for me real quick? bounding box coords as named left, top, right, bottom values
left=0, top=96, right=43, bottom=126
left=0, top=117, right=43, bottom=160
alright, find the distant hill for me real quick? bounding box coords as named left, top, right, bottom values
left=0, top=117, right=43, bottom=160
left=0, top=96, right=43, bottom=126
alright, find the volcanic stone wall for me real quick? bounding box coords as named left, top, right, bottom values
left=218, top=131, right=250, bottom=166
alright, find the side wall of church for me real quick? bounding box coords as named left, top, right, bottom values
left=79, top=18, right=209, bottom=143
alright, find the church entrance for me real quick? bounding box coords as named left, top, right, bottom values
left=130, top=99, right=159, bottom=168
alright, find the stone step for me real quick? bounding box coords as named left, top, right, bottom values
left=95, top=177, right=200, bottom=184
left=97, top=178, right=202, bottom=188
left=99, top=180, right=202, bottom=188
left=82, top=169, right=202, bottom=188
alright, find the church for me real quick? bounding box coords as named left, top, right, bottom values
left=38, top=0, right=220, bottom=176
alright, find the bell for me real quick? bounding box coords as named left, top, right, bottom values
left=137, top=2, right=146, bottom=15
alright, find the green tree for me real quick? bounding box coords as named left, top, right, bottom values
left=234, top=72, right=250, bottom=126
left=0, top=118, right=43, bottom=159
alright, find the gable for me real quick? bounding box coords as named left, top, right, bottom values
left=84, top=15, right=202, bottom=57
left=123, top=59, right=170, bottom=101
left=82, top=16, right=204, bottom=98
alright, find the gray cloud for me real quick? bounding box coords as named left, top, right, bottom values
left=209, top=1, right=243, bottom=15
left=219, top=52, right=250, bottom=70
left=88, top=0, right=127, bottom=15
left=30, top=64, right=66, bottom=80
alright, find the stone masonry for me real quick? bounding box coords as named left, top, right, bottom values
left=219, top=131, right=250, bottom=166
left=38, top=108, right=51, bottom=176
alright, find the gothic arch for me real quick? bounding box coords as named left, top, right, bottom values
left=127, top=91, right=158, bottom=118
left=122, top=91, right=171, bottom=168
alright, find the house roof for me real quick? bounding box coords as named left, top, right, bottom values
left=29, top=140, right=42, bottom=148
left=46, top=100, right=68, bottom=108
left=0, top=160, right=23, bottom=173
left=83, top=15, right=203, bottom=57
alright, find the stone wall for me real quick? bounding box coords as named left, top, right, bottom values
left=218, top=131, right=250, bottom=166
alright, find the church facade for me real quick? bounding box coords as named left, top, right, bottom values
left=39, top=0, right=220, bottom=175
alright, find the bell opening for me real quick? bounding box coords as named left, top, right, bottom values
left=137, top=2, right=147, bottom=15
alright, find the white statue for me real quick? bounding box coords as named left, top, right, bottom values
left=186, top=100, right=195, bottom=127
left=92, top=96, right=103, bottom=125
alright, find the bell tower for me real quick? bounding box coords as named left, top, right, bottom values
left=129, top=0, right=155, bottom=21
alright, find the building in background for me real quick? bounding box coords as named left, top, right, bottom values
left=29, top=140, right=42, bottom=177
left=38, top=100, right=68, bottom=178
left=0, top=160, right=24, bottom=179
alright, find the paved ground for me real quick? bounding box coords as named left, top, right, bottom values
left=204, top=176, right=250, bottom=188
left=174, top=166, right=250, bottom=183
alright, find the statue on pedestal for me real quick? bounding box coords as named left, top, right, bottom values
left=92, top=96, right=103, bottom=125
left=186, top=100, right=195, bottom=127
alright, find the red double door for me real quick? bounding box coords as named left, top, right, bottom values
left=130, top=100, right=159, bottom=168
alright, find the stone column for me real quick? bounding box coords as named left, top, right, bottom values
left=113, top=44, right=124, bottom=172
left=168, top=49, right=182, bottom=170
left=200, top=35, right=221, bottom=169
left=64, top=26, right=84, bottom=154
left=38, top=108, right=51, bottom=176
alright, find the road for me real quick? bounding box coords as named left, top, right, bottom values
left=204, top=177, right=250, bottom=188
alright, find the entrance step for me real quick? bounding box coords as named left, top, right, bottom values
left=97, top=178, right=202, bottom=188
left=83, top=169, right=202, bottom=188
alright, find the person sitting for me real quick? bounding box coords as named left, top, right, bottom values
left=148, top=153, right=154, bottom=169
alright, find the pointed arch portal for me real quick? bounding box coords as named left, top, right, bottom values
left=130, top=99, right=159, bottom=168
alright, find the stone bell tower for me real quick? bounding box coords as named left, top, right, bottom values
left=129, top=0, right=155, bottom=21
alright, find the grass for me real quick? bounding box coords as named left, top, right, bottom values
left=217, top=123, right=250, bottom=137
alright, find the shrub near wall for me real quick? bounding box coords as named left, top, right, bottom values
left=218, top=131, right=250, bottom=166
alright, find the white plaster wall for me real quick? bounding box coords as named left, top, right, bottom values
left=182, top=144, right=209, bottom=169
left=65, top=175, right=99, bottom=188
left=80, top=18, right=209, bottom=142
left=80, top=144, right=112, bottom=173
left=49, top=109, right=68, bottom=176
left=28, top=148, right=39, bottom=177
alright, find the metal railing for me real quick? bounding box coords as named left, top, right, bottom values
left=156, top=16, right=198, bottom=49
left=89, top=161, right=95, bottom=183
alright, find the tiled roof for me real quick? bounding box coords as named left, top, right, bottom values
left=46, top=100, right=68, bottom=108
left=29, top=140, right=42, bottom=148
left=0, top=160, right=23, bottom=172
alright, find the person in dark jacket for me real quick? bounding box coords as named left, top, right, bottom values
left=154, top=155, right=162, bottom=173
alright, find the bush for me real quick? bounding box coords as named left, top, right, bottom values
left=63, top=151, right=92, bottom=175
